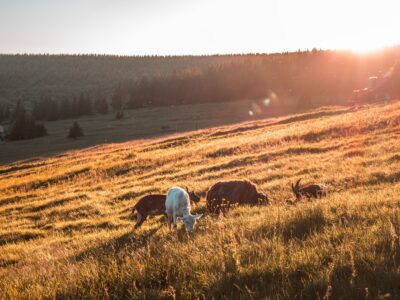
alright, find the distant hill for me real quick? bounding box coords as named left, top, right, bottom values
left=0, top=54, right=236, bottom=105
left=1, top=47, right=400, bottom=108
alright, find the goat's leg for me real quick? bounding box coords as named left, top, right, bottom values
left=172, top=210, right=177, bottom=228
left=163, top=213, right=168, bottom=223
left=226, top=200, right=231, bottom=213
left=134, top=213, right=146, bottom=229
left=208, top=198, right=216, bottom=214
left=167, top=215, right=173, bottom=230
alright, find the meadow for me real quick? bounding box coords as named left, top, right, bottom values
left=0, top=99, right=400, bottom=299
left=0, top=99, right=260, bottom=165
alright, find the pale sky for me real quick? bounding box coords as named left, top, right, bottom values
left=0, top=0, right=399, bottom=55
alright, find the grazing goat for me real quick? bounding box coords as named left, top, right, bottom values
left=131, top=190, right=200, bottom=229
left=131, top=194, right=166, bottom=229
left=165, top=187, right=203, bottom=232
left=291, top=178, right=326, bottom=201
left=206, top=179, right=268, bottom=213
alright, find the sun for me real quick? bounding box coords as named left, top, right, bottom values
left=347, top=41, right=384, bottom=54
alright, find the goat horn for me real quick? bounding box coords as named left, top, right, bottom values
left=296, top=178, right=302, bottom=188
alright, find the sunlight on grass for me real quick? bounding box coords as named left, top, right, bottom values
left=0, top=100, right=400, bottom=298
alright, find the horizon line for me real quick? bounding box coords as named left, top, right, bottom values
left=1, top=45, right=400, bottom=58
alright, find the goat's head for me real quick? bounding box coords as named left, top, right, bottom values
left=178, top=214, right=203, bottom=232
left=291, top=178, right=302, bottom=200
left=186, top=186, right=201, bottom=204
left=257, top=192, right=269, bottom=205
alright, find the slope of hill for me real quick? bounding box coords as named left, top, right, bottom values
left=0, top=100, right=400, bottom=298
left=0, top=99, right=267, bottom=165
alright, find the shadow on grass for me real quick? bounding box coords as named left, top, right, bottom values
left=209, top=124, right=265, bottom=138
left=25, top=195, right=88, bottom=213
left=0, top=231, right=44, bottom=246
left=4, top=167, right=91, bottom=192
left=73, top=225, right=162, bottom=262
left=0, top=162, right=45, bottom=175
left=207, top=264, right=326, bottom=300
left=0, top=194, right=33, bottom=207
left=207, top=241, right=400, bottom=299
left=276, top=108, right=351, bottom=127
left=282, top=206, right=327, bottom=241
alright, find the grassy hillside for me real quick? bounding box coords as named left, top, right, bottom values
left=0, top=99, right=268, bottom=165
left=0, top=100, right=400, bottom=299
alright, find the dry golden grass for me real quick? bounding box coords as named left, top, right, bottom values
left=1, top=100, right=400, bottom=299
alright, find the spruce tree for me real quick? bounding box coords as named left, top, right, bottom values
left=0, top=105, right=4, bottom=123
left=115, top=110, right=124, bottom=120
left=111, top=88, right=123, bottom=111
left=60, top=98, right=72, bottom=119
left=12, top=100, right=26, bottom=121
left=68, top=121, right=84, bottom=139
left=46, top=99, right=59, bottom=121
left=4, top=105, right=10, bottom=121
left=7, top=112, right=47, bottom=140
left=95, top=97, right=109, bottom=114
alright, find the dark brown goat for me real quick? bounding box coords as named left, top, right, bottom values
left=206, top=179, right=268, bottom=213
left=131, top=194, right=166, bottom=229
left=291, top=178, right=326, bottom=201
left=131, top=189, right=200, bottom=229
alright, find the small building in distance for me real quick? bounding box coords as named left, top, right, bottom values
left=351, top=72, right=392, bottom=105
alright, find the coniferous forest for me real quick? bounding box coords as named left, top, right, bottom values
left=1, top=48, right=400, bottom=141
left=1, top=48, right=400, bottom=110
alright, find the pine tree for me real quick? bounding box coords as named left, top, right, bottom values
left=12, top=100, right=26, bottom=120
left=83, top=93, right=92, bottom=115
left=7, top=112, right=47, bottom=140
left=4, top=105, right=10, bottom=121
left=60, top=98, right=72, bottom=119
left=67, top=121, right=84, bottom=139
left=71, top=97, right=79, bottom=117
left=35, top=123, right=47, bottom=137
left=115, top=110, right=124, bottom=120
left=94, top=97, right=109, bottom=114
left=0, top=105, right=4, bottom=123
left=46, top=99, right=59, bottom=121
left=111, top=87, right=123, bottom=111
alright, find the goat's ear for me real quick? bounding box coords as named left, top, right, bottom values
left=176, top=217, right=183, bottom=221
left=295, top=178, right=302, bottom=188
left=194, top=213, right=203, bottom=220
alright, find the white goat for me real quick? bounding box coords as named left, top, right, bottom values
left=165, top=186, right=203, bottom=232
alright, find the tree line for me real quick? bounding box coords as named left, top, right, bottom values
left=111, top=49, right=400, bottom=111
left=32, top=92, right=113, bottom=121
left=1, top=96, right=92, bottom=141
left=2, top=48, right=400, bottom=141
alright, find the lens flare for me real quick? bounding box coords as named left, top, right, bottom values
left=263, top=98, right=271, bottom=106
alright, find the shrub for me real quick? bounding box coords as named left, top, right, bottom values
left=115, top=110, right=124, bottom=120
left=68, top=122, right=84, bottom=139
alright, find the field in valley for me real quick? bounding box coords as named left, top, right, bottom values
left=1, top=100, right=400, bottom=299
